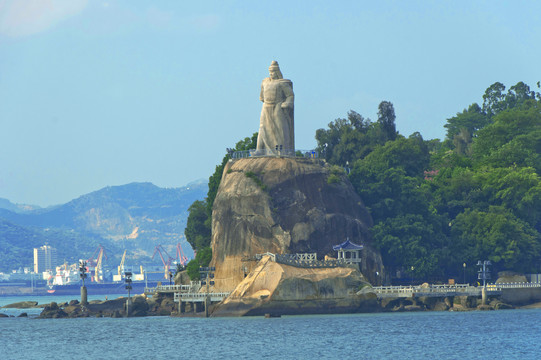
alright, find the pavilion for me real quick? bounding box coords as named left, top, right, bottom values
left=332, top=238, right=363, bottom=265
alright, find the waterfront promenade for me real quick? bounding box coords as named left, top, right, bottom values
left=372, top=282, right=541, bottom=298
left=144, top=284, right=230, bottom=309
left=146, top=282, right=541, bottom=304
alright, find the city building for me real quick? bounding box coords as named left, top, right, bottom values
left=33, top=245, right=58, bottom=274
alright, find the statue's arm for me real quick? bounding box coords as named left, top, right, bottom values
left=260, top=80, right=266, bottom=102
left=281, top=81, right=294, bottom=108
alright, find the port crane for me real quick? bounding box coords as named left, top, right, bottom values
left=176, top=243, right=189, bottom=266
left=87, top=245, right=107, bottom=283
left=152, top=245, right=175, bottom=279
left=118, top=249, right=127, bottom=277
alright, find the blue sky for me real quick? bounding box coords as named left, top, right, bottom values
left=1, top=0, right=540, bottom=206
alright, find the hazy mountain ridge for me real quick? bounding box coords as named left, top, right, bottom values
left=0, top=198, right=41, bottom=213
left=0, top=182, right=207, bottom=272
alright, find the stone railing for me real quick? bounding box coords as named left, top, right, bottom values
left=371, top=283, right=541, bottom=298
left=144, top=282, right=201, bottom=295
left=231, top=149, right=319, bottom=159
left=251, top=252, right=349, bottom=269
left=372, top=284, right=488, bottom=298
left=490, top=282, right=541, bottom=289
left=290, top=253, right=317, bottom=261
left=174, top=292, right=230, bottom=303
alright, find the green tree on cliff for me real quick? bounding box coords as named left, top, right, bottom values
left=429, top=87, right=541, bottom=277
left=185, top=200, right=211, bottom=251
left=186, top=247, right=213, bottom=281
left=184, top=133, right=258, bottom=280
left=315, top=101, right=398, bottom=167
left=317, top=82, right=541, bottom=281
left=377, top=101, right=397, bottom=142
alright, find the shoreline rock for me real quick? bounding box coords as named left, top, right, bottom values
left=1, top=301, right=38, bottom=309
left=2, top=292, right=536, bottom=319
left=35, top=293, right=178, bottom=318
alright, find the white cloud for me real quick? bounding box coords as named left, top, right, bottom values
left=0, top=0, right=88, bottom=37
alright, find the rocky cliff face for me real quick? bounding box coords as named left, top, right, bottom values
left=210, top=157, right=384, bottom=292
left=212, top=255, right=378, bottom=316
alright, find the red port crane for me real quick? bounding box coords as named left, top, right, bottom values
left=176, top=243, right=189, bottom=266
left=152, top=245, right=175, bottom=279
left=87, top=245, right=107, bottom=283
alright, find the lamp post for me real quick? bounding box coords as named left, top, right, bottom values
left=169, top=271, right=173, bottom=286
left=79, top=260, right=88, bottom=305
left=477, top=260, right=491, bottom=287
left=463, top=263, right=467, bottom=284
left=477, top=260, right=491, bottom=305
left=125, top=271, right=132, bottom=317
left=199, top=266, right=215, bottom=317
left=410, top=266, right=415, bottom=286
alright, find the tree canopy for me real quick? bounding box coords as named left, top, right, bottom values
left=317, top=82, right=541, bottom=281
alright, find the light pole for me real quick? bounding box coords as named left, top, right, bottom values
left=477, top=260, right=491, bottom=287
left=125, top=271, right=132, bottom=317
left=79, top=260, right=88, bottom=305
left=477, top=260, right=491, bottom=305
left=410, top=266, right=415, bottom=286
left=199, top=266, right=215, bottom=317
left=463, top=263, right=466, bottom=284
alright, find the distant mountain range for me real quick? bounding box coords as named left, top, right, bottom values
left=0, top=181, right=207, bottom=272
left=0, top=198, right=41, bottom=213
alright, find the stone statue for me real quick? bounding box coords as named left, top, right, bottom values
left=256, top=61, right=295, bottom=156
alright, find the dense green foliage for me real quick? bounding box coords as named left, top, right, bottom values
left=317, top=86, right=541, bottom=281
left=315, top=110, right=387, bottom=165
left=186, top=246, right=213, bottom=281
left=184, top=200, right=211, bottom=252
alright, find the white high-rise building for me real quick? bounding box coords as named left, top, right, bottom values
left=33, top=245, right=57, bottom=274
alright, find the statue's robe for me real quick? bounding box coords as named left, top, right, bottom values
left=256, top=78, right=294, bottom=155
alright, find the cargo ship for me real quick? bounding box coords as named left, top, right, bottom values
left=1, top=245, right=184, bottom=297
left=0, top=278, right=166, bottom=297
left=43, top=264, right=168, bottom=296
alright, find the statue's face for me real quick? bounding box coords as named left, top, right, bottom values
left=269, top=69, right=279, bottom=80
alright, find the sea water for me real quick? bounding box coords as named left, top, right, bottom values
left=1, top=296, right=541, bottom=359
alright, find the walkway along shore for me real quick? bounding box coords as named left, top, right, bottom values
left=2, top=282, right=541, bottom=318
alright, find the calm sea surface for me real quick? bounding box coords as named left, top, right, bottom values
left=1, top=295, right=541, bottom=359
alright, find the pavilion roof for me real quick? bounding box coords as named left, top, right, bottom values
left=332, top=239, right=364, bottom=251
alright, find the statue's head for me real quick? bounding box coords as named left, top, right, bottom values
left=268, top=60, right=283, bottom=80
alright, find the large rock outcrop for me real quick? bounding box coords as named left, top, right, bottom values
left=210, top=157, right=384, bottom=292
left=212, top=255, right=378, bottom=316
